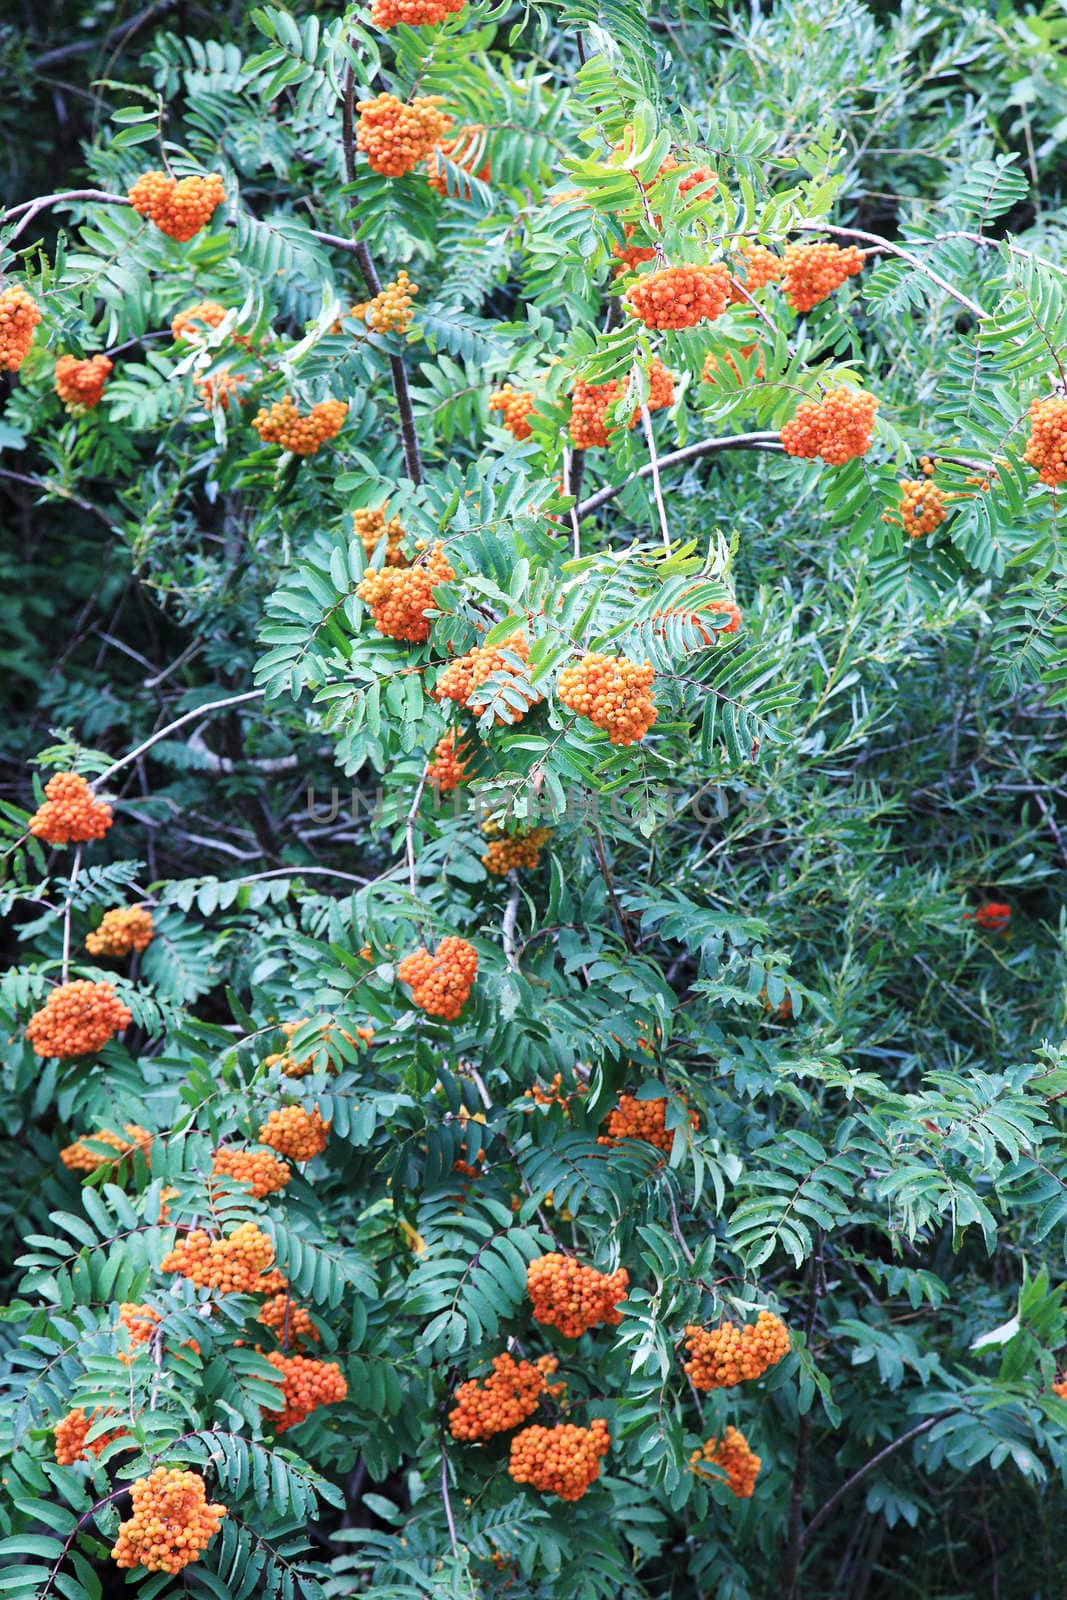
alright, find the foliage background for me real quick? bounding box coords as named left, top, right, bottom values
left=1, top=1, right=1067, bottom=1598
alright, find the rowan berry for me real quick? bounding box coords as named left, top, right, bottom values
left=170, top=300, right=227, bottom=341
left=211, top=1144, right=292, bottom=1198
left=371, top=0, right=465, bottom=25
left=569, top=358, right=674, bottom=449
left=434, top=631, right=541, bottom=724
left=889, top=476, right=949, bottom=538
left=117, top=1301, right=162, bottom=1347
left=54, top=1406, right=125, bottom=1465
left=397, top=936, right=478, bottom=1020
left=482, top=823, right=551, bottom=875
left=781, top=241, right=864, bottom=313
left=1024, top=395, right=1067, bottom=486
left=780, top=387, right=878, bottom=466
left=127, top=171, right=225, bottom=242
left=557, top=653, right=656, bottom=745
left=1054, top=1377, right=1067, bottom=1399
left=690, top=1425, right=760, bottom=1498
left=527, top=1252, right=628, bottom=1339
left=426, top=125, right=491, bottom=197
left=0, top=284, right=42, bottom=370
left=257, top=1105, right=330, bottom=1162
left=627, top=264, right=732, bottom=329
left=597, top=1094, right=698, bottom=1155
left=257, top=1292, right=319, bottom=1350
left=683, top=1311, right=790, bottom=1389
left=111, top=1467, right=226, bottom=1573
left=354, top=504, right=408, bottom=566
left=53, top=353, right=112, bottom=412
left=524, top=1072, right=587, bottom=1111
left=357, top=541, right=455, bottom=642
left=265, top=1018, right=372, bottom=1078
left=28, top=981, right=132, bottom=1059
left=60, top=1122, right=151, bottom=1174
left=161, top=1221, right=275, bottom=1294
left=508, top=1418, right=610, bottom=1500
left=29, top=771, right=112, bottom=844
left=489, top=385, right=536, bottom=440
left=252, top=395, right=347, bottom=455
left=427, top=729, right=469, bottom=792
left=261, top=1352, right=347, bottom=1432
left=356, top=94, right=452, bottom=177
left=352, top=270, right=418, bottom=334
left=195, top=368, right=246, bottom=411
left=535, top=1352, right=566, bottom=1397
left=728, top=242, right=783, bottom=301
left=85, top=905, right=154, bottom=958
left=448, top=1353, right=545, bottom=1440
left=760, top=986, right=793, bottom=1023
left=966, top=901, right=1011, bottom=934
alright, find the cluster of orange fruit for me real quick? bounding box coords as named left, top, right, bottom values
left=357, top=541, right=455, bottom=641
left=54, top=1406, right=127, bottom=1465
left=780, top=241, right=865, bottom=312
left=427, top=728, right=469, bottom=792
left=111, top=1467, right=227, bottom=1574
left=27, top=980, right=132, bottom=1059
left=264, top=1017, right=373, bottom=1078
left=597, top=1094, right=698, bottom=1156
left=29, top=770, right=112, bottom=843
left=690, top=1425, right=761, bottom=1499
left=448, top=1352, right=547, bottom=1440
left=886, top=455, right=950, bottom=538
left=508, top=1418, right=610, bottom=1501
left=489, top=384, right=536, bottom=439
left=0, top=283, right=42, bottom=370
left=127, top=171, right=225, bottom=241
left=257, top=1104, right=330, bottom=1162
left=780, top=387, right=879, bottom=466
left=355, top=503, right=409, bottom=566
left=481, top=822, right=552, bottom=875
left=171, top=300, right=230, bottom=341
left=397, top=936, right=479, bottom=1020
left=527, top=1252, right=629, bottom=1340
left=1024, top=395, right=1067, bottom=487
left=252, top=395, right=348, bottom=455
left=261, top=1351, right=347, bottom=1432
left=569, top=358, right=674, bottom=448
left=85, top=904, right=154, bottom=957
left=356, top=93, right=452, bottom=177
left=370, top=0, right=465, bottom=28
left=258, top=1291, right=319, bottom=1350
left=525, top=1072, right=588, bottom=1111
left=426, top=125, right=491, bottom=197
left=161, top=1220, right=275, bottom=1294
left=53, top=353, right=112, bottom=411
left=352, top=269, right=418, bottom=334
left=683, top=1310, right=790, bottom=1390
left=557, top=653, right=657, bottom=746
left=626, top=264, right=733, bottom=330
left=435, top=632, right=541, bottom=724
left=211, top=1144, right=292, bottom=1199
left=60, top=1121, right=151, bottom=1174
left=966, top=900, right=1011, bottom=934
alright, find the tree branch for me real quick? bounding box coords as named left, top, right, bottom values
left=801, top=1417, right=937, bottom=1550
left=575, top=432, right=782, bottom=518
left=94, top=689, right=266, bottom=787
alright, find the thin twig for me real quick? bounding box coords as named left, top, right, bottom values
left=639, top=402, right=671, bottom=556
left=576, top=432, right=782, bottom=518
left=502, top=871, right=521, bottom=972
left=60, top=846, right=82, bottom=984
left=440, top=1440, right=459, bottom=1556
left=93, top=689, right=265, bottom=787
left=591, top=824, right=636, bottom=952
left=406, top=769, right=430, bottom=901
left=801, top=1418, right=936, bottom=1548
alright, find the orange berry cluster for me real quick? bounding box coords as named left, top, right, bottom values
left=482, top=823, right=551, bottom=875
left=357, top=542, right=455, bottom=642
left=252, top=395, right=347, bottom=455
left=448, top=1352, right=546, bottom=1440
left=352, top=270, right=418, bottom=334
left=683, top=1311, right=790, bottom=1390
left=161, top=1222, right=275, bottom=1294
left=535, top=1351, right=566, bottom=1398
left=508, top=1418, right=610, bottom=1501
left=29, top=771, right=112, bottom=844
left=557, top=653, right=657, bottom=746
left=127, top=171, right=225, bottom=242
left=427, top=729, right=469, bottom=792
left=527, top=1253, right=629, bottom=1339
left=569, top=358, right=674, bottom=449
left=426, top=126, right=491, bottom=197
left=54, top=354, right=112, bottom=411
left=257, top=1105, right=330, bottom=1162
left=690, top=1425, right=761, bottom=1499
left=1024, top=395, right=1067, bottom=486
left=598, top=1095, right=698, bottom=1155
left=354, top=504, right=408, bottom=566
left=356, top=93, right=452, bottom=177
left=170, top=300, right=227, bottom=341
left=966, top=900, right=1012, bottom=933
left=781, top=241, right=864, bottom=313
left=257, top=1292, right=319, bottom=1349
left=0, top=284, right=42, bottom=370
left=195, top=368, right=246, bottom=411
left=890, top=472, right=949, bottom=538
left=627, top=264, right=731, bottom=329
left=111, top=1467, right=226, bottom=1574
left=60, top=1122, right=151, bottom=1174
left=211, top=1144, right=292, bottom=1198
left=728, top=242, right=782, bottom=300
left=27, top=981, right=132, bottom=1059
left=397, top=936, right=478, bottom=1020
left=525, top=1072, right=587, bottom=1111
left=54, top=1406, right=125, bottom=1465
left=780, top=387, right=878, bottom=466
left=1053, top=1377, right=1067, bottom=1399
left=489, top=385, right=536, bottom=440
left=85, top=904, right=154, bottom=957
left=118, top=1301, right=162, bottom=1347
left=261, top=1352, right=347, bottom=1432
left=435, top=631, right=541, bottom=724
left=371, top=0, right=465, bottom=25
